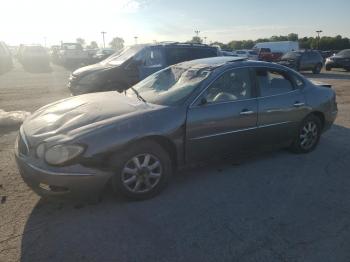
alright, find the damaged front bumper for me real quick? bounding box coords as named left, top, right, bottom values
left=14, top=133, right=112, bottom=198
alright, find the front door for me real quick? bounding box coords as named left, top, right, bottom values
left=186, top=68, right=258, bottom=162
left=139, top=47, right=165, bottom=80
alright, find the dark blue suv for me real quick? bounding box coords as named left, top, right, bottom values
left=68, top=43, right=219, bottom=95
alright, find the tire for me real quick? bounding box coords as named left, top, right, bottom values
left=312, top=63, right=322, bottom=74
left=109, top=141, right=172, bottom=200
left=290, top=114, right=322, bottom=154
left=325, top=65, right=331, bottom=71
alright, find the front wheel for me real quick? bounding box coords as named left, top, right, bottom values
left=290, top=115, right=322, bottom=154
left=110, top=141, right=172, bottom=200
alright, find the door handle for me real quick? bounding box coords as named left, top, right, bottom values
left=240, top=110, right=254, bottom=115
left=293, top=102, right=305, bottom=107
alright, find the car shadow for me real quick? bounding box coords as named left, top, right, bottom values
left=20, top=124, right=350, bottom=261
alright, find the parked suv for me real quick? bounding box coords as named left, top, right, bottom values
left=325, top=49, right=350, bottom=71
left=0, top=41, right=13, bottom=73
left=59, top=43, right=89, bottom=66
left=68, top=43, right=219, bottom=95
left=278, top=50, right=323, bottom=74
left=17, top=45, right=50, bottom=68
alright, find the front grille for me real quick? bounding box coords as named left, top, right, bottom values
left=18, top=133, right=29, bottom=156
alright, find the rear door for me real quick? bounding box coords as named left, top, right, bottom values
left=254, top=67, right=307, bottom=147
left=186, top=67, right=258, bottom=161
left=191, top=48, right=217, bottom=60
left=164, top=47, right=193, bottom=66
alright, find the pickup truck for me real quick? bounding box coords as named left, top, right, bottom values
left=256, top=48, right=283, bottom=62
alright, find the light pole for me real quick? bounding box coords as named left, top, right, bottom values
left=101, top=31, right=106, bottom=48
left=316, top=30, right=323, bottom=50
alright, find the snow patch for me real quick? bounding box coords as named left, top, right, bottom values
left=0, top=109, right=31, bottom=127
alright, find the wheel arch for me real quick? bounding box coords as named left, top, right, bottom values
left=117, top=135, right=179, bottom=170
left=309, top=111, right=325, bottom=129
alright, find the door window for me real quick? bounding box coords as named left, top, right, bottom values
left=204, top=68, right=253, bottom=103
left=165, top=48, right=193, bottom=65
left=192, top=48, right=217, bottom=59
left=144, top=48, right=163, bottom=67
left=256, top=69, right=294, bottom=97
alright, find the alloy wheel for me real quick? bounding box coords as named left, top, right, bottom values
left=121, top=154, right=162, bottom=193
left=299, top=121, right=318, bottom=150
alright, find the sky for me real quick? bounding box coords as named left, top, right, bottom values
left=1, top=0, right=349, bottom=47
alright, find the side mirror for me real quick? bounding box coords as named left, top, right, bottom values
left=198, top=97, right=208, bottom=106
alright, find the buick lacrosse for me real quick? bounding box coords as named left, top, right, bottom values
left=15, top=57, right=338, bottom=200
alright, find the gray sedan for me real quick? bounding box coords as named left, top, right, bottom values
left=15, top=57, right=338, bottom=200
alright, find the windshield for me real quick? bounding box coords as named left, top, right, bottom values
left=126, top=65, right=212, bottom=106
left=103, top=45, right=144, bottom=65
left=282, top=52, right=301, bottom=60
left=337, top=49, right=350, bottom=57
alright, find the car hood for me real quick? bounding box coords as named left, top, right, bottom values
left=72, top=62, right=116, bottom=78
left=309, top=79, right=332, bottom=88
left=22, top=92, right=157, bottom=146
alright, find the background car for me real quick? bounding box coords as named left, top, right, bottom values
left=278, top=50, right=324, bottom=74
left=58, top=43, right=90, bottom=66
left=15, top=57, right=337, bottom=200
left=256, top=47, right=283, bottom=62
left=325, top=49, right=350, bottom=71
left=92, top=48, right=116, bottom=63
left=0, top=41, right=13, bottom=73
left=68, top=42, right=219, bottom=95
left=17, top=45, right=50, bottom=68
left=233, top=49, right=258, bottom=60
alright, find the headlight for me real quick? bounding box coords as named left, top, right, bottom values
left=44, top=144, right=84, bottom=165
left=79, top=73, right=99, bottom=85
left=36, top=143, right=46, bottom=158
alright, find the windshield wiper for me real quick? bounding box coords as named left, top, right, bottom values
left=130, top=87, right=147, bottom=103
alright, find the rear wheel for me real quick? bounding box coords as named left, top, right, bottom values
left=290, top=115, right=322, bottom=154
left=312, top=63, right=322, bottom=74
left=110, top=141, right=172, bottom=200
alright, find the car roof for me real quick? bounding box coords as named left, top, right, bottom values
left=174, top=56, right=290, bottom=71
left=145, top=42, right=217, bottom=49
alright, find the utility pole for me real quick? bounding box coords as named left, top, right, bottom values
left=101, top=31, right=106, bottom=48
left=134, top=36, right=138, bottom=45
left=316, top=30, right=323, bottom=50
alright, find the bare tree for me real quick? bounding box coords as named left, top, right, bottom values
left=76, top=38, right=86, bottom=47
left=87, top=41, right=98, bottom=49
left=109, top=37, right=125, bottom=51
